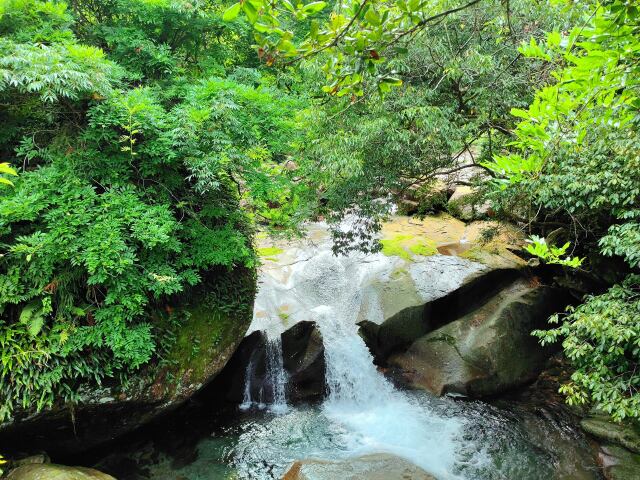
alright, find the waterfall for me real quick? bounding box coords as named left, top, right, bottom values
left=241, top=220, right=488, bottom=478
left=239, top=336, right=289, bottom=413
left=265, top=336, right=288, bottom=413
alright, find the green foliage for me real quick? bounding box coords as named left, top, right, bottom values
left=525, top=235, right=584, bottom=268
left=0, top=163, right=17, bottom=187
left=534, top=276, right=640, bottom=421
left=485, top=0, right=640, bottom=420
left=0, top=0, right=300, bottom=421
left=295, top=0, right=568, bottom=251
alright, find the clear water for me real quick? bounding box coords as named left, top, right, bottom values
left=95, top=394, right=599, bottom=480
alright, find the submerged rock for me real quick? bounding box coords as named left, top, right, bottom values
left=0, top=271, right=256, bottom=455
left=6, top=464, right=115, bottom=480
left=282, top=454, right=437, bottom=480
left=389, top=278, right=569, bottom=397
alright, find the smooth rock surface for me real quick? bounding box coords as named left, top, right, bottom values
left=282, top=454, right=437, bottom=480
left=7, top=464, right=115, bottom=480
left=599, top=444, right=640, bottom=480
left=389, top=279, right=568, bottom=397
left=361, top=268, right=522, bottom=361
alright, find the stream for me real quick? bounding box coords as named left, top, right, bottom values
left=90, top=218, right=602, bottom=480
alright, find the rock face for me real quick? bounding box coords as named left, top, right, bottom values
left=447, top=185, right=491, bottom=221
left=215, top=321, right=326, bottom=405
left=598, top=444, right=640, bottom=480
left=6, top=464, right=115, bottom=480
left=282, top=454, right=437, bottom=480
left=359, top=268, right=522, bottom=362
left=581, top=416, right=640, bottom=480
left=0, top=271, right=256, bottom=455
left=281, top=321, right=326, bottom=401
left=388, top=278, right=568, bottom=397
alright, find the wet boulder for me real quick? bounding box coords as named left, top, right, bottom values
left=282, top=454, right=437, bottom=480
left=6, top=464, right=115, bottom=480
left=282, top=321, right=326, bottom=402
left=213, top=321, right=326, bottom=405
left=360, top=268, right=522, bottom=362
left=389, top=279, right=569, bottom=397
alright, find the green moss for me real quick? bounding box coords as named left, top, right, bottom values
left=163, top=305, right=235, bottom=383
left=380, top=235, right=414, bottom=260
left=390, top=267, right=409, bottom=279
left=257, top=246, right=284, bottom=261
left=460, top=246, right=489, bottom=264
left=409, top=240, right=438, bottom=256
left=381, top=235, right=437, bottom=260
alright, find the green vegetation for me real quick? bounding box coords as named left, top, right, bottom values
left=0, top=0, right=298, bottom=421
left=1, top=0, right=638, bottom=429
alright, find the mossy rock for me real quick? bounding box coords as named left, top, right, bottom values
left=581, top=416, right=640, bottom=454
left=0, top=268, right=256, bottom=456
left=7, top=464, right=115, bottom=480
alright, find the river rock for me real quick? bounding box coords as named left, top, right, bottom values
left=214, top=321, right=326, bottom=405
left=0, top=271, right=256, bottom=455
left=6, top=464, right=115, bottom=480
left=447, top=186, right=490, bottom=221
left=389, top=278, right=568, bottom=397
left=360, top=268, right=522, bottom=361
left=599, top=444, right=640, bottom=480
left=582, top=416, right=640, bottom=454
left=282, top=454, right=437, bottom=480
left=282, top=321, right=326, bottom=401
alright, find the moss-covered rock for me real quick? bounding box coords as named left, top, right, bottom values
left=582, top=416, right=640, bottom=454
left=6, top=464, right=115, bottom=480
left=599, top=444, right=640, bottom=480
left=0, top=269, right=256, bottom=455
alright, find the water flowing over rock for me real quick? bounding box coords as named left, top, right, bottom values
left=388, top=278, right=569, bottom=397
left=216, top=321, right=325, bottom=407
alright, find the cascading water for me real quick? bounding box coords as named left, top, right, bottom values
left=265, top=337, right=288, bottom=413
left=90, top=219, right=603, bottom=480
left=239, top=222, right=489, bottom=478
left=239, top=336, right=289, bottom=413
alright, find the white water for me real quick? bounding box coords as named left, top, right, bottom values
left=239, top=222, right=489, bottom=478
left=239, top=337, right=288, bottom=414
left=265, top=337, right=288, bottom=414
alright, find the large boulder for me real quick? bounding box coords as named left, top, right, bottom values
left=360, top=268, right=522, bottom=361
left=213, top=321, right=326, bottom=405
left=6, top=464, right=115, bottom=480
left=388, top=279, right=569, bottom=397
left=0, top=271, right=256, bottom=455
left=282, top=454, right=437, bottom=480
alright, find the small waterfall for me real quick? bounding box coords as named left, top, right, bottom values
left=265, top=337, right=288, bottom=413
left=239, top=336, right=289, bottom=413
